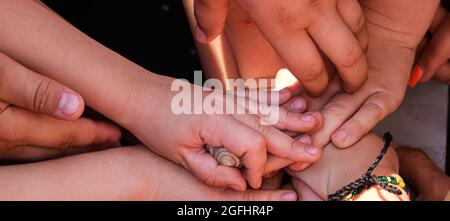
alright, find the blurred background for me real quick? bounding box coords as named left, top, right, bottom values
left=43, top=0, right=449, bottom=174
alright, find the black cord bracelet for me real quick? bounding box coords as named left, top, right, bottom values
left=328, top=132, right=404, bottom=201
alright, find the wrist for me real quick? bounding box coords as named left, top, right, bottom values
left=354, top=174, right=410, bottom=201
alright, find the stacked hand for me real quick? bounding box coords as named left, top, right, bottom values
left=127, top=76, right=323, bottom=191
left=0, top=53, right=121, bottom=162
left=264, top=0, right=440, bottom=172
left=411, top=5, right=450, bottom=86
left=194, top=0, right=369, bottom=96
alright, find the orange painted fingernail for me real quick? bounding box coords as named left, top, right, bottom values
left=409, top=64, right=424, bottom=87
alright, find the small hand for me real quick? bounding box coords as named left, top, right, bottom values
left=128, top=77, right=323, bottom=191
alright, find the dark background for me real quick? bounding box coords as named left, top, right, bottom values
left=42, top=0, right=201, bottom=83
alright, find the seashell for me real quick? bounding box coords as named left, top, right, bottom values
left=206, top=145, right=243, bottom=168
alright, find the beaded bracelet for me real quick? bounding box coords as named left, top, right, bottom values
left=343, top=175, right=410, bottom=201
left=328, top=132, right=410, bottom=201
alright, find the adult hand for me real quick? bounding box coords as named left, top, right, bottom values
left=410, top=6, right=450, bottom=86
left=395, top=146, right=450, bottom=201
left=0, top=53, right=121, bottom=162
left=194, top=0, right=369, bottom=96
left=265, top=0, right=440, bottom=171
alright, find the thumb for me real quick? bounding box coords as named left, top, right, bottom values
left=194, top=0, right=231, bottom=43
left=0, top=53, right=84, bottom=120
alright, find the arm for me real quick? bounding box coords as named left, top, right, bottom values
left=0, top=146, right=297, bottom=201
left=0, top=0, right=324, bottom=190
left=395, top=146, right=450, bottom=201
left=289, top=133, right=409, bottom=201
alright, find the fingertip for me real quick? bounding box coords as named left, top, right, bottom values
left=244, top=169, right=263, bottom=189
left=195, top=26, right=211, bottom=44
left=278, top=88, right=293, bottom=105
left=289, top=96, right=307, bottom=112
left=304, top=146, right=322, bottom=160
left=55, top=91, right=85, bottom=121
left=409, top=64, right=424, bottom=87
left=280, top=191, right=298, bottom=201
left=290, top=142, right=321, bottom=163
left=296, top=134, right=312, bottom=145
left=331, top=129, right=354, bottom=148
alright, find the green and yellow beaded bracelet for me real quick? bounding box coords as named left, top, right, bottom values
left=344, top=176, right=410, bottom=201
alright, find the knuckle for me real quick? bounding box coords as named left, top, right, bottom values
left=200, top=173, right=219, bottom=187
left=57, top=130, right=77, bottom=149
left=340, top=47, right=364, bottom=69
left=253, top=134, right=267, bottom=152
left=254, top=119, right=273, bottom=139
left=352, top=14, right=366, bottom=35
left=323, top=100, right=347, bottom=115
left=30, top=78, right=52, bottom=113
left=379, top=91, right=403, bottom=110
left=363, top=102, right=385, bottom=121
left=299, top=63, right=325, bottom=82
left=0, top=109, right=24, bottom=145
left=306, top=0, right=325, bottom=14
left=275, top=12, right=301, bottom=33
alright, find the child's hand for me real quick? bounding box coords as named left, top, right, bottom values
left=0, top=145, right=297, bottom=201
left=0, top=53, right=121, bottom=162
left=122, top=146, right=298, bottom=201
left=411, top=6, right=450, bottom=86
left=288, top=133, right=408, bottom=201
left=126, top=76, right=323, bottom=191
left=194, top=0, right=369, bottom=96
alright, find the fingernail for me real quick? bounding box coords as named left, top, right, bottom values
left=296, top=135, right=312, bottom=145
left=58, top=91, right=80, bottom=116
left=281, top=191, right=297, bottom=201
left=300, top=114, right=314, bottom=122
left=290, top=98, right=305, bottom=112
left=195, top=27, right=208, bottom=43
left=409, top=64, right=424, bottom=87
left=334, top=129, right=349, bottom=144
left=305, top=146, right=320, bottom=156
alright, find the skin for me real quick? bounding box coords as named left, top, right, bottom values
left=258, top=132, right=409, bottom=201
left=191, top=0, right=441, bottom=172
left=416, top=6, right=450, bottom=83
left=0, top=52, right=121, bottom=162
left=193, top=0, right=369, bottom=96
left=290, top=133, right=408, bottom=201
left=189, top=0, right=441, bottom=153
left=395, top=146, right=450, bottom=201
left=0, top=0, right=326, bottom=191
left=0, top=146, right=297, bottom=201
left=311, top=0, right=440, bottom=149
